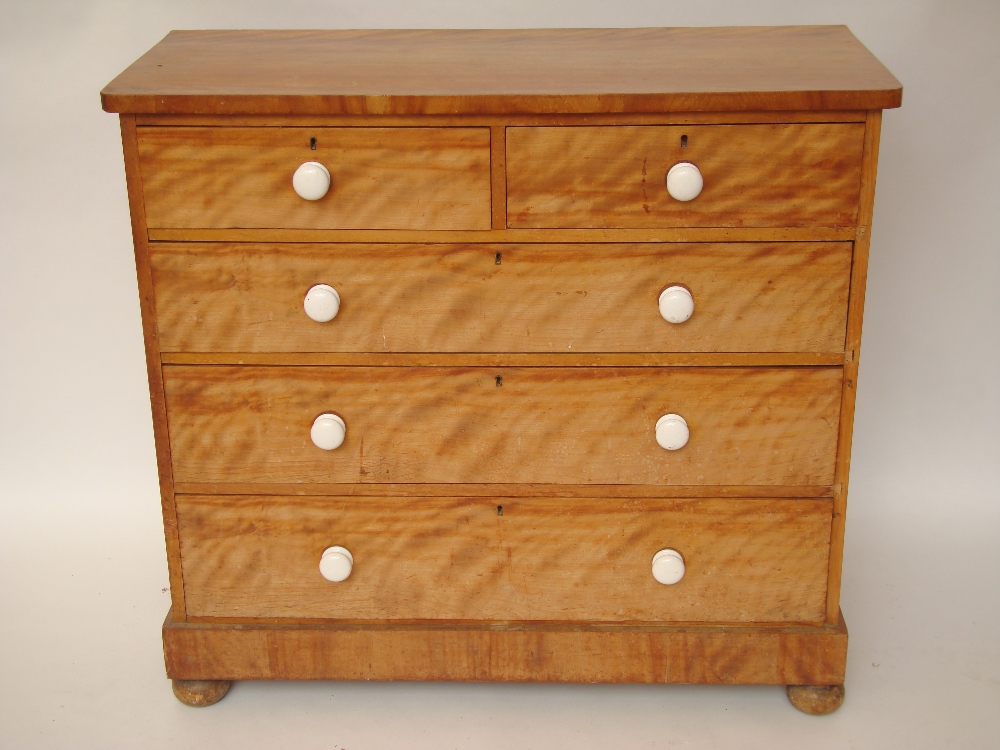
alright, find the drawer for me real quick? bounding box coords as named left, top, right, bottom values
left=164, top=366, right=842, bottom=486
left=151, top=242, right=851, bottom=354
left=177, top=495, right=832, bottom=623
left=137, top=127, right=492, bottom=230
left=507, top=124, right=865, bottom=228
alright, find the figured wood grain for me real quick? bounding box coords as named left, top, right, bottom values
left=162, top=609, right=849, bottom=683
left=146, top=227, right=858, bottom=243
left=120, top=115, right=188, bottom=620
left=176, top=495, right=831, bottom=622
left=160, top=352, right=846, bottom=367
left=491, top=125, right=506, bottom=229
left=149, top=242, right=851, bottom=354
left=826, top=110, right=883, bottom=624
left=172, top=483, right=834, bottom=499
left=508, top=124, right=865, bottom=228
left=162, top=366, right=842, bottom=486
left=137, top=126, right=491, bottom=230
left=101, top=28, right=902, bottom=115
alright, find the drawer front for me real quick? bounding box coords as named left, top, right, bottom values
left=507, top=124, right=864, bottom=228
left=151, top=242, right=850, bottom=354
left=137, top=127, right=492, bottom=230
left=177, top=495, right=832, bottom=623
left=164, top=366, right=842, bottom=486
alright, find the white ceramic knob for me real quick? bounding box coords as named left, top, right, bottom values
left=652, top=548, right=685, bottom=585
left=319, top=546, right=354, bottom=582
left=655, top=414, right=689, bottom=451
left=292, top=161, right=331, bottom=200
left=303, top=284, right=341, bottom=322
left=658, top=286, right=694, bottom=323
left=311, top=413, right=346, bottom=451
left=666, top=162, right=703, bottom=201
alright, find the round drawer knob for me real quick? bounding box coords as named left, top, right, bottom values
left=303, top=284, right=341, bottom=322
left=658, top=286, right=694, bottom=323
left=292, top=161, right=331, bottom=200
left=652, top=548, right=685, bottom=585
left=319, top=546, right=354, bottom=582
left=655, top=413, right=689, bottom=451
left=665, top=162, right=703, bottom=201
left=311, top=413, right=346, bottom=451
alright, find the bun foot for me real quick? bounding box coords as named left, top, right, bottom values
left=786, top=684, right=845, bottom=715
left=171, top=679, right=232, bottom=707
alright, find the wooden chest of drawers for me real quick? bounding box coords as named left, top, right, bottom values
left=102, top=26, right=901, bottom=714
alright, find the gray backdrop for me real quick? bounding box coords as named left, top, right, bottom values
left=1, top=1, right=997, bottom=747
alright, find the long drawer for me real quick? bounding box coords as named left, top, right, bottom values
left=151, top=242, right=851, bottom=353
left=507, top=124, right=865, bottom=228
left=163, top=366, right=842, bottom=486
left=137, top=126, right=492, bottom=230
left=177, top=495, right=832, bottom=623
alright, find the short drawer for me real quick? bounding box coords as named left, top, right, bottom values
left=164, top=366, right=842, bottom=486
left=151, top=242, right=851, bottom=354
left=507, top=124, right=864, bottom=228
left=177, top=495, right=832, bottom=623
left=137, top=126, right=492, bottom=230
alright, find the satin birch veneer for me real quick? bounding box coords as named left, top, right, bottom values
left=103, top=27, right=900, bottom=712
left=138, top=126, right=491, bottom=230
left=163, top=612, right=850, bottom=685
left=176, top=495, right=832, bottom=623
left=507, top=124, right=864, bottom=228
left=163, top=365, right=842, bottom=486
left=150, top=242, right=852, bottom=354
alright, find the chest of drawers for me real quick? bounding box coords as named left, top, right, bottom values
left=102, top=26, right=901, bottom=714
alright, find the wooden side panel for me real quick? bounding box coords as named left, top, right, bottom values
left=120, top=116, right=187, bottom=619
left=507, top=124, right=864, bottom=228
left=162, top=366, right=842, bottom=486
left=826, top=110, right=883, bottom=623
left=137, top=127, right=491, bottom=230
left=177, top=496, right=831, bottom=623
left=162, top=610, right=849, bottom=684
left=150, top=242, right=851, bottom=354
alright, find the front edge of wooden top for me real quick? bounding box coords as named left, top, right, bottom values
left=101, top=26, right=902, bottom=115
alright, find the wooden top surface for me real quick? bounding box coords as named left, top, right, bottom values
left=102, top=27, right=901, bottom=115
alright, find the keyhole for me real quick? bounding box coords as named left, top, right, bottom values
left=495, top=252, right=502, bottom=265
left=495, top=376, right=502, bottom=388
left=680, top=135, right=688, bottom=148
left=497, top=505, right=504, bottom=516
left=309, top=137, right=317, bottom=150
